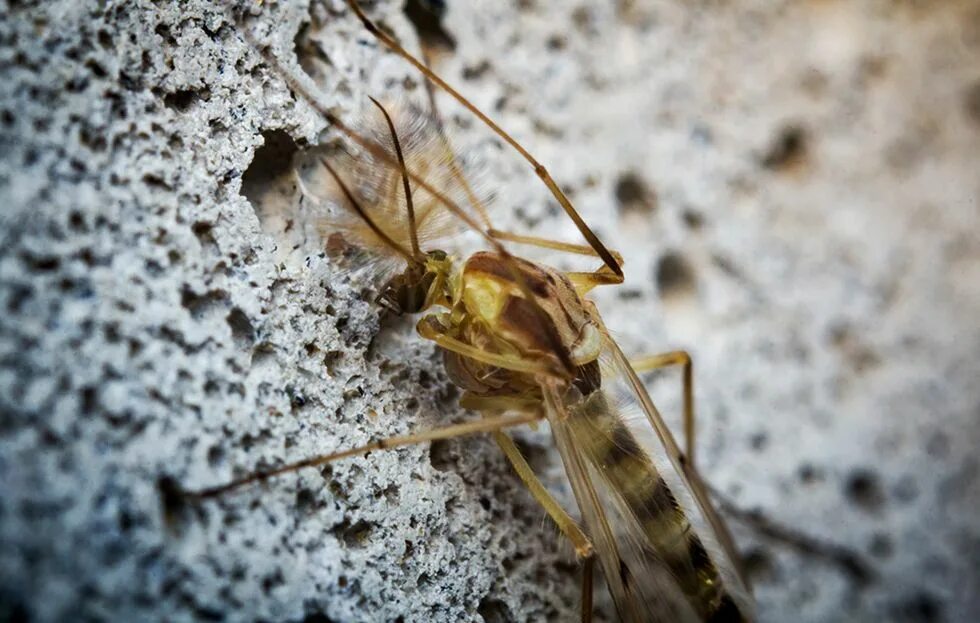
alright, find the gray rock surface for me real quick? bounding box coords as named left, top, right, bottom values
left=1, top=0, right=978, bottom=622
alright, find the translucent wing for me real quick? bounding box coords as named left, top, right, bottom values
left=294, top=100, right=492, bottom=279
left=541, top=330, right=754, bottom=622
left=599, top=331, right=754, bottom=608
left=544, top=383, right=689, bottom=623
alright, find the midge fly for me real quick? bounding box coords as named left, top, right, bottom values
left=178, top=1, right=755, bottom=620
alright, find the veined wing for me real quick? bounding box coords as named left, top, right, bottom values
left=541, top=334, right=753, bottom=622
left=293, top=100, right=491, bottom=271
left=600, top=331, right=754, bottom=611
left=544, top=382, right=690, bottom=623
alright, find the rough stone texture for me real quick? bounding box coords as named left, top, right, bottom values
left=1, top=1, right=978, bottom=622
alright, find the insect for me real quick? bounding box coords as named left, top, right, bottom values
left=181, top=1, right=755, bottom=621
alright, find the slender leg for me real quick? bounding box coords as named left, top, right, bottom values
left=459, top=393, right=541, bottom=414
left=489, top=229, right=624, bottom=267
left=564, top=269, right=625, bottom=295
left=490, top=230, right=626, bottom=295
left=497, top=428, right=597, bottom=622
left=629, top=351, right=696, bottom=468
left=495, top=430, right=596, bottom=621
left=184, top=411, right=541, bottom=500
left=420, top=52, right=494, bottom=231
left=345, top=0, right=622, bottom=279
left=581, top=555, right=594, bottom=623
left=417, top=315, right=564, bottom=377
left=492, top=429, right=593, bottom=558
left=468, top=394, right=596, bottom=619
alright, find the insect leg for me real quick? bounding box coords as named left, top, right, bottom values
left=417, top=316, right=565, bottom=377
left=581, top=555, right=594, bottom=623
left=344, top=0, right=622, bottom=278
left=419, top=56, right=493, bottom=231
left=182, top=411, right=541, bottom=500
left=462, top=392, right=599, bottom=619
left=491, top=428, right=593, bottom=558
left=561, top=269, right=626, bottom=297
left=493, top=427, right=596, bottom=622
left=629, top=351, right=696, bottom=468
left=489, top=229, right=625, bottom=270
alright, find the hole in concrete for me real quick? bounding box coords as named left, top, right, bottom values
left=241, top=129, right=300, bottom=215
left=296, top=488, right=318, bottom=514
left=828, top=324, right=880, bottom=374
left=891, top=592, right=943, bottom=623
left=571, top=6, right=597, bottom=36
left=462, top=59, right=491, bottom=81
left=404, top=0, right=456, bottom=54
left=322, top=350, right=343, bottom=377
left=869, top=532, right=893, bottom=559
left=964, top=80, right=980, bottom=127
left=190, top=220, right=217, bottom=250
left=79, top=124, right=107, bottom=152
left=206, top=445, right=224, bottom=468
left=19, top=251, right=60, bottom=272
left=742, top=547, right=777, bottom=583
left=654, top=251, right=696, bottom=301
left=797, top=463, right=823, bottom=485
left=226, top=307, right=255, bottom=346
left=261, top=568, right=285, bottom=595
left=760, top=124, right=808, bottom=171
left=429, top=439, right=456, bottom=472
left=80, top=386, right=98, bottom=414
left=181, top=286, right=227, bottom=319
left=546, top=34, right=567, bottom=51
left=477, top=597, right=510, bottom=623
left=287, top=386, right=307, bottom=410
left=294, top=17, right=332, bottom=83
left=614, top=171, right=656, bottom=214
left=844, top=468, right=885, bottom=512
left=162, top=87, right=209, bottom=113
left=157, top=475, right=189, bottom=531
left=681, top=208, right=704, bottom=230
left=251, top=342, right=276, bottom=369
left=333, top=519, right=374, bottom=548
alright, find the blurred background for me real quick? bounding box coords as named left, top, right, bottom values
left=398, top=1, right=980, bottom=619
left=2, top=0, right=978, bottom=621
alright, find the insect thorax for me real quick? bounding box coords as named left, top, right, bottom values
left=427, top=251, right=602, bottom=396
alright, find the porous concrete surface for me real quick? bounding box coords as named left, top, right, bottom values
left=1, top=0, right=979, bottom=622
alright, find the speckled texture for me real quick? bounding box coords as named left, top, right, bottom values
left=1, top=0, right=978, bottom=622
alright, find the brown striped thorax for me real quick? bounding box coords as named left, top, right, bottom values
left=383, top=249, right=602, bottom=396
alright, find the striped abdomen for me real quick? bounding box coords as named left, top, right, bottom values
left=570, top=390, right=746, bottom=622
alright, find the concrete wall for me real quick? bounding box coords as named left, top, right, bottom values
left=2, top=0, right=978, bottom=621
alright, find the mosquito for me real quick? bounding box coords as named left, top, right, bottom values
left=179, top=1, right=756, bottom=620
